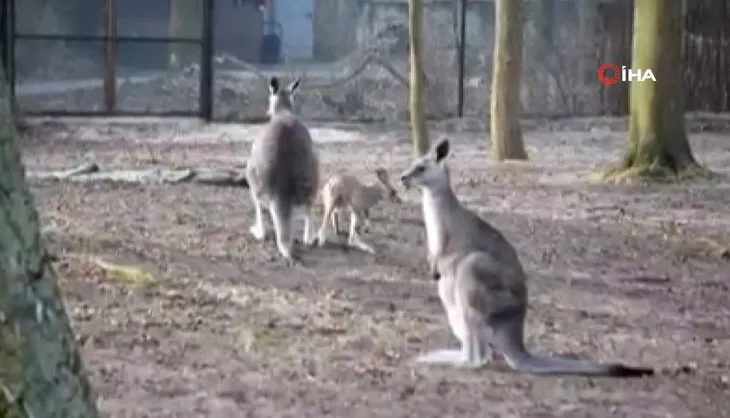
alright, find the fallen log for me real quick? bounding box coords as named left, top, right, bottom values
left=26, top=162, right=249, bottom=188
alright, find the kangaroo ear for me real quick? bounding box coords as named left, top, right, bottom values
left=434, top=138, right=450, bottom=163
left=269, top=77, right=280, bottom=94
left=287, top=77, right=301, bottom=94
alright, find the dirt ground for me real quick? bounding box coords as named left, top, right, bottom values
left=19, top=117, right=730, bottom=417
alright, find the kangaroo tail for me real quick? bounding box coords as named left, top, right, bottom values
left=496, top=320, right=653, bottom=377
left=501, top=338, right=653, bottom=377
left=503, top=351, right=653, bottom=377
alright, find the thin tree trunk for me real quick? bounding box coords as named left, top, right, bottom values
left=409, top=0, right=429, bottom=155
left=169, top=0, right=202, bottom=69
left=0, top=73, right=99, bottom=417
left=607, top=0, right=702, bottom=180
left=490, top=0, right=528, bottom=161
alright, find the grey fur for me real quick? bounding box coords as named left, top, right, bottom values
left=246, top=76, right=319, bottom=262
left=399, top=138, right=653, bottom=377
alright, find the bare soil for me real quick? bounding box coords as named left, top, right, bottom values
left=20, top=117, right=730, bottom=417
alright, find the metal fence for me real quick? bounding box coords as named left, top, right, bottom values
left=4, top=0, right=730, bottom=122
left=7, top=0, right=213, bottom=119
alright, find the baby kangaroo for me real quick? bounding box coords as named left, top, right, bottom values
left=317, top=167, right=401, bottom=253
left=245, top=76, right=320, bottom=263
left=399, top=138, right=653, bottom=377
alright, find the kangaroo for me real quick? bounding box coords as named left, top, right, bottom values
left=398, top=138, right=654, bottom=377
left=245, top=76, right=320, bottom=263
left=317, top=167, right=402, bottom=253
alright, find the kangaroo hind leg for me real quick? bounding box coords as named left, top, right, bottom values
left=269, top=199, right=296, bottom=262
left=301, top=204, right=317, bottom=246
left=248, top=189, right=267, bottom=241
left=415, top=349, right=465, bottom=365
left=316, top=200, right=336, bottom=247
left=347, top=210, right=375, bottom=254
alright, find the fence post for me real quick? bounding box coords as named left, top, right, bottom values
left=456, top=0, right=467, bottom=117
left=199, top=0, right=215, bottom=121
left=103, top=0, right=117, bottom=113
left=6, top=0, right=16, bottom=113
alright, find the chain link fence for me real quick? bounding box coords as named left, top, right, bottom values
left=8, top=0, right=730, bottom=121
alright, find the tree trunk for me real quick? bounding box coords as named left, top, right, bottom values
left=607, top=0, right=701, bottom=180
left=0, top=74, right=99, bottom=416
left=169, top=0, right=202, bottom=69
left=409, top=0, right=429, bottom=155
left=490, top=0, right=528, bottom=161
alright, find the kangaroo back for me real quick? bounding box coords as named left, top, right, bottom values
left=247, top=76, right=319, bottom=208
left=248, top=113, right=319, bottom=207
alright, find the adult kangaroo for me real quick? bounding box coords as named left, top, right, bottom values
left=399, top=138, right=654, bottom=377
left=246, top=76, right=320, bottom=263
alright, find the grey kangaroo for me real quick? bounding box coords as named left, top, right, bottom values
left=246, top=76, right=320, bottom=263
left=399, top=138, right=653, bottom=377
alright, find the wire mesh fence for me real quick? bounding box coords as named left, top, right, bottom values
left=11, top=0, right=212, bottom=117
left=211, top=0, right=605, bottom=121
left=210, top=0, right=492, bottom=122
left=7, top=0, right=730, bottom=122
left=207, top=0, right=730, bottom=122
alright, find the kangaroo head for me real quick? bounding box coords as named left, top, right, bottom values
left=399, top=138, right=451, bottom=190
left=267, top=76, right=301, bottom=116
left=374, top=167, right=401, bottom=203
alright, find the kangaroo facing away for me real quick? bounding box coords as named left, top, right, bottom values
left=245, top=76, right=320, bottom=263
left=398, top=138, right=654, bottom=377
left=316, top=167, right=402, bottom=253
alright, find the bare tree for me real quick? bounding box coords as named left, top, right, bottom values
left=490, top=0, right=528, bottom=161
left=0, top=76, right=99, bottom=416
left=409, top=0, right=429, bottom=155
left=606, top=0, right=705, bottom=180
left=169, top=0, right=202, bottom=68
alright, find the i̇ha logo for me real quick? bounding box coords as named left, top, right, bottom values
left=597, top=62, right=656, bottom=85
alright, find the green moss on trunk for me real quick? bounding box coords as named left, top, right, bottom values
left=606, top=0, right=707, bottom=181
left=409, top=0, right=429, bottom=155
left=169, top=0, right=202, bottom=69
left=0, top=76, right=99, bottom=417
left=490, top=0, right=528, bottom=161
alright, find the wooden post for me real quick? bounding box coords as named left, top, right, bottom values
left=456, top=0, right=467, bottom=117
left=103, top=0, right=117, bottom=112
left=199, top=0, right=214, bottom=120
